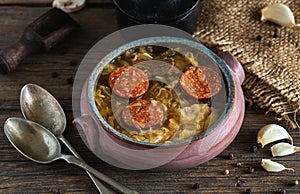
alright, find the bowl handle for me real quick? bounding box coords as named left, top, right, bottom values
left=218, top=51, right=245, bottom=85
left=73, top=114, right=101, bottom=153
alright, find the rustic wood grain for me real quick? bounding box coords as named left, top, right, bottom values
left=0, top=4, right=300, bottom=194
left=0, top=0, right=112, bottom=5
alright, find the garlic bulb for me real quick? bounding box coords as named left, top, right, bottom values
left=261, top=3, right=299, bottom=27
left=261, top=159, right=294, bottom=172
left=257, top=124, right=293, bottom=148
left=53, top=0, right=85, bottom=13
left=271, top=142, right=300, bottom=157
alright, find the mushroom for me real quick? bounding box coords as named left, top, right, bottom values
left=52, top=0, right=86, bottom=13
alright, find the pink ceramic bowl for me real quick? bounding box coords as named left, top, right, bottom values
left=74, top=37, right=245, bottom=171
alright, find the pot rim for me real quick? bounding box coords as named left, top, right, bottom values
left=112, top=0, right=200, bottom=23
left=88, top=36, right=235, bottom=147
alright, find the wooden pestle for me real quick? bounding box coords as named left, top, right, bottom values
left=0, top=8, right=79, bottom=74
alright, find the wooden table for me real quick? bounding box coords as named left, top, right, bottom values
left=0, top=1, right=299, bottom=193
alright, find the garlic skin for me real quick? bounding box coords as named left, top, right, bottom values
left=53, top=0, right=85, bottom=13
left=261, top=159, right=294, bottom=172
left=257, top=124, right=293, bottom=148
left=271, top=142, right=300, bottom=157
left=261, top=3, right=299, bottom=27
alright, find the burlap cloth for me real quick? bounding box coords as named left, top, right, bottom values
left=193, top=0, right=300, bottom=128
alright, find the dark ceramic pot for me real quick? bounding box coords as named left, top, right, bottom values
left=74, top=36, right=245, bottom=171
left=112, top=0, right=200, bottom=34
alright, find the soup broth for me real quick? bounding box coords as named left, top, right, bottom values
left=94, top=45, right=226, bottom=144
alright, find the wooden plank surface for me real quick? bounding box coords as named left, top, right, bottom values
left=0, top=0, right=112, bottom=5
left=0, top=4, right=300, bottom=194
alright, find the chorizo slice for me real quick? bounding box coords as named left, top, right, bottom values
left=121, top=99, right=165, bottom=130
left=109, top=66, right=149, bottom=98
left=180, top=66, right=222, bottom=99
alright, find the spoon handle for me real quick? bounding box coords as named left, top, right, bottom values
left=60, top=154, right=140, bottom=194
left=58, top=135, right=116, bottom=194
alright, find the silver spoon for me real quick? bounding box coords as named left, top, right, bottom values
left=20, top=83, right=115, bottom=194
left=4, top=118, right=139, bottom=194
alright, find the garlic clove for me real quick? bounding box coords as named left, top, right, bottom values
left=271, top=142, right=300, bottom=157
left=53, top=0, right=85, bottom=13
left=257, top=124, right=293, bottom=148
left=261, top=3, right=298, bottom=27
left=261, top=159, right=294, bottom=172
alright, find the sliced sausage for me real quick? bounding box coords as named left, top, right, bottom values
left=180, top=66, right=222, bottom=99
left=109, top=66, right=149, bottom=98
left=121, top=99, right=165, bottom=130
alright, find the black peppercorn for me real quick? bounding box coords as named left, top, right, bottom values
left=248, top=167, right=255, bottom=174
left=69, top=60, right=76, bottom=66
left=280, top=189, right=286, bottom=194
left=246, top=188, right=252, bottom=194
left=51, top=72, right=58, bottom=78
left=228, top=153, right=234, bottom=160
left=193, top=183, right=200, bottom=190
left=67, top=77, right=74, bottom=84
left=236, top=162, right=242, bottom=167
left=58, top=47, right=68, bottom=55
left=250, top=145, right=258, bottom=153
left=256, top=35, right=263, bottom=41
left=293, top=179, right=299, bottom=186
left=224, top=169, right=230, bottom=175
left=273, top=29, right=280, bottom=38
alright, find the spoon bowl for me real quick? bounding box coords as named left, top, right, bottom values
left=4, top=118, right=61, bottom=163
left=20, top=84, right=66, bottom=136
